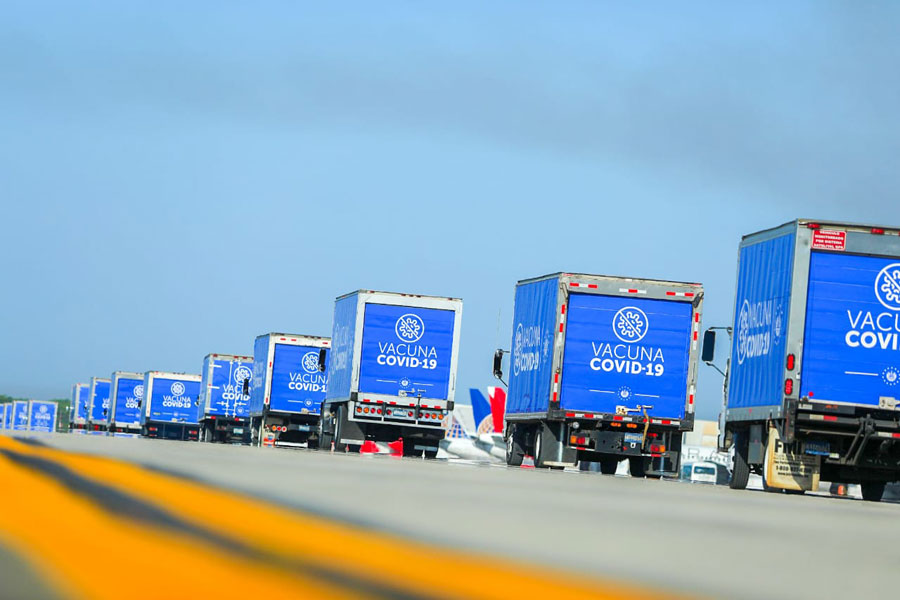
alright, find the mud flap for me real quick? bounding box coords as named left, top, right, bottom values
left=336, top=404, right=366, bottom=445
left=538, top=421, right=577, bottom=467
left=764, top=427, right=820, bottom=491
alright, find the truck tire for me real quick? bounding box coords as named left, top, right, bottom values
left=861, top=481, right=885, bottom=502
left=506, top=424, right=525, bottom=467
left=333, top=407, right=347, bottom=452
left=628, top=457, right=648, bottom=478
left=599, top=457, right=618, bottom=475
left=730, top=430, right=751, bottom=490
left=533, top=426, right=547, bottom=468
left=317, top=415, right=333, bottom=451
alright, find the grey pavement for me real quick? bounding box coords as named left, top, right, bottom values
left=5, top=431, right=898, bottom=600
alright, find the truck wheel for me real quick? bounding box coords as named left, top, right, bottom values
left=628, top=457, right=648, bottom=478
left=730, top=430, right=751, bottom=490
left=506, top=424, right=525, bottom=467
left=861, top=481, right=885, bottom=502
left=599, top=458, right=618, bottom=475
left=333, top=407, right=347, bottom=452
left=533, top=427, right=547, bottom=468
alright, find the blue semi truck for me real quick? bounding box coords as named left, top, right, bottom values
left=250, top=334, right=329, bottom=448
left=87, top=377, right=111, bottom=432
left=107, top=371, right=144, bottom=434
left=140, top=371, right=201, bottom=441
left=496, top=273, right=704, bottom=475
left=199, top=353, right=254, bottom=444
left=321, top=290, right=463, bottom=458
left=70, top=383, right=90, bottom=430
left=707, top=219, right=900, bottom=502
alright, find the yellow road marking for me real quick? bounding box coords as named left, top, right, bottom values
left=0, top=450, right=361, bottom=600
left=0, top=436, right=686, bottom=599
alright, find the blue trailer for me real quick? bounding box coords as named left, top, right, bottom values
left=321, top=290, right=463, bottom=458
left=140, top=371, right=201, bottom=441
left=3, top=403, right=12, bottom=429
left=107, top=372, right=144, bottom=434
left=708, top=219, right=900, bottom=501
left=87, top=377, right=111, bottom=432
left=12, top=401, right=29, bottom=431
left=28, top=401, right=58, bottom=433
left=199, top=353, right=254, bottom=444
left=497, top=273, right=703, bottom=475
left=250, top=334, right=329, bottom=448
left=0, top=404, right=7, bottom=429
left=70, top=383, right=90, bottom=430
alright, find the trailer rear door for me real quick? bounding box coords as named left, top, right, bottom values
left=269, top=344, right=327, bottom=414
left=801, top=251, right=900, bottom=408
left=559, top=293, right=693, bottom=419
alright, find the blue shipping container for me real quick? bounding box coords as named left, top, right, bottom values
left=88, top=378, right=111, bottom=425
left=325, top=291, right=462, bottom=404
left=71, top=383, right=90, bottom=424
left=326, top=295, right=360, bottom=402
left=28, top=401, right=58, bottom=432
left=726, top=230, right=795, bottom=411
left=109, top=373, right=144, bottom=427
left=250, top=334, right=330, bottom=416
left=13, top=401, right=29, bottom=430
left=506, top=274, right=700, bottom=420
left=505, top=277, right=559, bottom=415
left=200, top=355, right=254, bottom=418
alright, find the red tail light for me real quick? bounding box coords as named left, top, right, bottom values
left=784, top=379, right=794, bottom=395
left=872, top=228, right=885, bottom=235
left=807, top=223, right=821, bottom=230
left=786, top=354, right=795, bottom=371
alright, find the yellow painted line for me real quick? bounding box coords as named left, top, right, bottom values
left=0, top=436, right=687, bottom=599
left=0, top=449, right=361, bottom=600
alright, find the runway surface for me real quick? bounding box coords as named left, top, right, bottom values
left=1, top=431, right=897, bottom=599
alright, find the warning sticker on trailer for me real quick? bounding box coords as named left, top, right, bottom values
left=812, top=229, right=846, bottom=251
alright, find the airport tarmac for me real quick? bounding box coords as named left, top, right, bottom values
left=1, top=431, right=897, bottom=600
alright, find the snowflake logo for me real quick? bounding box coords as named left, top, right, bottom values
left=736, top=300, right=751, bottom=365
left=618, top=386, right=633, bottom=400
left=773, top=302, right=785, bottom=345
left=134, top=385, right=144, bottom=399
left=875, top=263, right=900, bottom=311
left=400, top=378, right=411, bottom=387
left=612, top=306, right=649, bottom=343
left=883, top=366, right=900, bottom=386
left=171, top=381, right=185, bottom=396
left=301, top=352, right=320, bottom=374
left=39, top=405, right=47, bottom=414
left=395, top=313, right=425, bottom=343
left=233, top=366, right=253, bottom=383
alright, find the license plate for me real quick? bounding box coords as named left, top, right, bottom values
left=296, top=425, right=310, bottom=432
left=624, top=433, right=643, bottom=444
left=803, top=440, right=830, bottom=456
left=233, top=428, right=244, bottom=434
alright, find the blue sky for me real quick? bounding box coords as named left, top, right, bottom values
left=2, top=2, right=899, bottom=420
